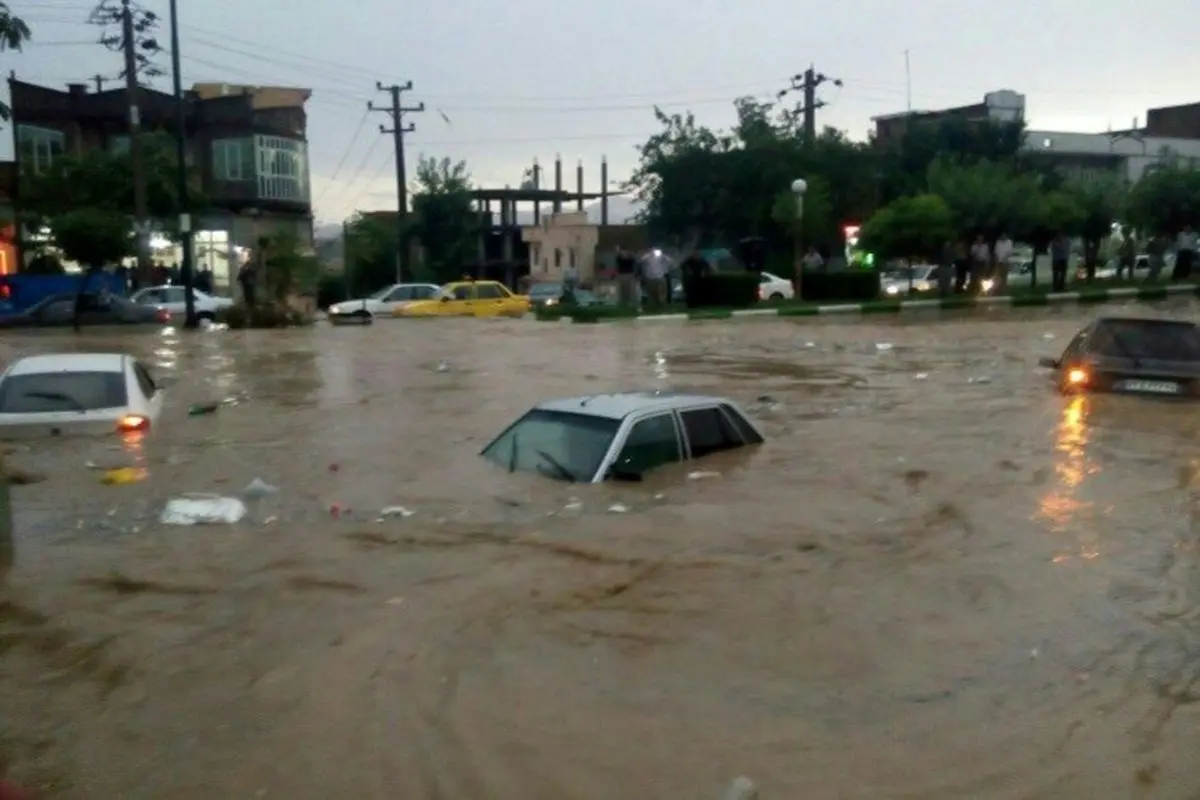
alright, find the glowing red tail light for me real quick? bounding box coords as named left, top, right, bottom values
left=117, top=414, right=150, bottom=432
left=155, top=308, right=171, bottom=322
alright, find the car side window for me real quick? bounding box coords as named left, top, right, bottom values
left=615, top=414, right=681, bottom=474
left=136, top=290, right=162, bottom=304
left=385, top=287, right=410, bottom=302
left=681, top=407, right=743, bottom=458
left=719, top=404, right=763, bottom=444
left=132, top=361, right=157, bottom=398
left=165, top=288, right=186, bottom=303
left=412, top=285, right=436, bottom=299
left=453, top=285, right=474, bottom=300
left=476, top=283, right=503, bottom=299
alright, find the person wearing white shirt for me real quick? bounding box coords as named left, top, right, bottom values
left=993, top=233, right=1013, bottom=291
left=969, top=235, right=991, bottom=293
left=640, top=249, right=669, bottom=309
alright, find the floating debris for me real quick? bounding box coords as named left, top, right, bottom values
left=160, top=495, right=246, bottom=525
left=101, top=467, right=146, bottom=485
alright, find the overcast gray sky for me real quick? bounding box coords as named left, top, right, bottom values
left=7, top=0, right=1200, bottom=224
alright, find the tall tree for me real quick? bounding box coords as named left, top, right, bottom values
left=0, top=3, right=31, bottom=121
left=858, top=194, right=955, bottom=264
left=410, top=155, right=477, bottom=283
left=926, top=157, right=1040, bottom=241
left=1067, top=175, right=1127, bottom=279
left=877, top=118, right=1026, bottom=203
left=1127, top=166, right=1200, bottom=237
left=343, top=213, right=402, bottom=295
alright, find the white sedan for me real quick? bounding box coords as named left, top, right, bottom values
left=758, top=271, right=795, bottom=301
left=131, top=285, right=233, bottom=321
left=328, top=283, right=441, bottom=317
left=0, top=352, right=165, bottom=439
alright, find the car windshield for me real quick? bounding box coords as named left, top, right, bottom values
left=0, top=371, right=128, bottom=413
left=530, top=284, right=562, bottom=297
left=480, top=408, right=620, bottom=482
left=367, top=286, right=396, bottom=300
left=1090, top=320, right=1200, bottom=361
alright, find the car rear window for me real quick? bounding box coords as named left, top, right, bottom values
left=1091, top=320, right=1200, bottom=361
left=0, top=371, right=128, bottom=413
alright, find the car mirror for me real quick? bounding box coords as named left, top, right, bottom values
left=1037, top=357, right=1059, bottom=369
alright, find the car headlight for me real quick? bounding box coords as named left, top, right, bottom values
left=330, top=304, right=343, bottom=314
left=544, top=298, right=557, bottom=306
left=885, top=285, right=899, bottom=295
left=981, top=279, right=994, bottom=292
left=914, top=280, right=931, bottom=291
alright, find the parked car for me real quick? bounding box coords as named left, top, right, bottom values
left=480, top=392, right=764, bottom=483
left=327, top=283, right=441, bottom=319
left=130, top=285, right=233, bottom=321
left=0, top=353, right=166, bottom=438
left=1038, top=315, right=1200, bottom=396
left=0, top=292, right=167, bottom=328
left=757, top=271, right=794, bottom=301
left=396, top=281, right=530, bottom=318
left=882, top=265, right=942, bottom=296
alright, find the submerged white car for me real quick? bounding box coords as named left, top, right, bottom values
left=131, top=285, right=233, bottom=321
left=328, top=283, right=441, bottom=318
left=480, top=391, right=764, bottom=483
left=0, top=353, right=165, bottom=438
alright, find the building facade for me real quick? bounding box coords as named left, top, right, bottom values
left=1023, top=129, right=1200, bottom=183
left=9, top=79, right=313, bottom=291
left=521, top=211, right=599, bottom=283
left=872, top=90, right=1026, bottom=146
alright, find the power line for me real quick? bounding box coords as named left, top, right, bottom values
left=313, top=108, right=370, bottom=209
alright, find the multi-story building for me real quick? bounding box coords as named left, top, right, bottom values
left=872, top=88, right=1200, bottom=184
left=871, top=89, right=1026, bottom=146
left=8, top=78, right=313, bottom=290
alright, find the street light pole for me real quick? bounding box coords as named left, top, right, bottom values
left=791, top=178, right=807, bottom=295
left=168, top=0, right=197, bottom=328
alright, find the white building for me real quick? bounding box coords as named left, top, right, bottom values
left=1023, top=130, right=1200, bottom=183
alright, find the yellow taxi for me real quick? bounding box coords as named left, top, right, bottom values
left=394, top=280, right=530, bottom=318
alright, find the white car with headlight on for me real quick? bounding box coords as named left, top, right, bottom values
left=882, top=265, right=941, bottom=296
left=328, top=283, right=441, bottom=319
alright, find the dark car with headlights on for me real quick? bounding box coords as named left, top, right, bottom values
left=1038, top=315, right=1200, bottom=396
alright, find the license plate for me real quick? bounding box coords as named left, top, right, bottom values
left=1117, top=379, right=1180, bottom=394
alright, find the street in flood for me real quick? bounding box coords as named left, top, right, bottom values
left=2, top=304, right=1200, bottom=798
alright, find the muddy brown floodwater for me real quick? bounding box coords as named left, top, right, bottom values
left=3, top=302, right=1200, bottom=798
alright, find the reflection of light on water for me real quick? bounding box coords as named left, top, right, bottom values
left=652, top=351, right=669, bottom=381
left=154, top=326, right=179, bottom=370
left=1040, top=396, right=1099, bottom=561
left=119, top=430, right=147, bottom=465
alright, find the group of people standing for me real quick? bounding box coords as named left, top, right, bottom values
left=613, top=247, right=671, bottom=310
left=945, top=233, right=1016, bottom=294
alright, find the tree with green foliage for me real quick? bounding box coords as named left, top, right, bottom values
left=51, top=208, right=132, bottom=330
left=1127, top=166, right=1200, bottom=237
left=876, top=118, right=1026, bottom=203
left=858, top=194, right=955, bottom=264
left=1016, top=189, right=1084, bottom=285
left=1066, top=175, right=1127, bottom=279
left=0, top=4, right=31, bottom=121
left=343, top=212, right=402, bottom=296
left=410, top=155, right=477, bottom=283
left=628, top=99, right=877, bottom=259
left=926, top=157, right=1041, bottom=241
left=261, top=230, right=320, bottom=303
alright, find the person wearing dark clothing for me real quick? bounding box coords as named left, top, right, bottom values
left=1174, top=225, right=1197, bottom=281
left=1050, top=233, right=1071, bottom=293
left=237, top=261, right=257, bottom=307
left=615, top=247, right=638, bottom=308
left=1116, top=227, right=1135, bottom=281
left=953, top=240, right=970, bottom=293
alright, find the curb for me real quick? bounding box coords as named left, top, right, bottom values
left=538, top=283, right=1198, bottom=324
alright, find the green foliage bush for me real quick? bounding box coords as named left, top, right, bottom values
left=316, top=272, right=347, bottom=310
left=215, top=302, right=313, bottom=329
left=683, top=271, right=760, bottom=308
left=800, top=270, right=881, bottom=302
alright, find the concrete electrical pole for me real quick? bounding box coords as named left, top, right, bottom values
left=779, top=66, right=843, bottom=144
left=369, top=81, right=424, bottom=282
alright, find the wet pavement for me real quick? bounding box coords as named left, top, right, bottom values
left=2, top=302, right=1200, bottom=798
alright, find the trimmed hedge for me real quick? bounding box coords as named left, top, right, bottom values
left=800, top=270, right=880, bottom=302
left=683, top=271, right=760, bottom=309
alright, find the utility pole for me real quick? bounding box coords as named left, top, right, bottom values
left=168, top=0, right=196, bottom=328
left=93, top=73, right=106, bottom=92
left=92, top=0, right=162, bottom=285
left=780, top=66, right=842, bottom=144
left=369, top=81, right=423, bottom=282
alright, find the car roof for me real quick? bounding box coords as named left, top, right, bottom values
left=1093, top=314, right=1196, bottom=326
left=535, top=391, right=736, bottom=420
left=6, top=353, right=128, bottom=375
left=444, top=280, right=502, bottom=289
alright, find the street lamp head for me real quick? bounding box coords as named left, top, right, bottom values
left=791, top=178, right=808, bottom=195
